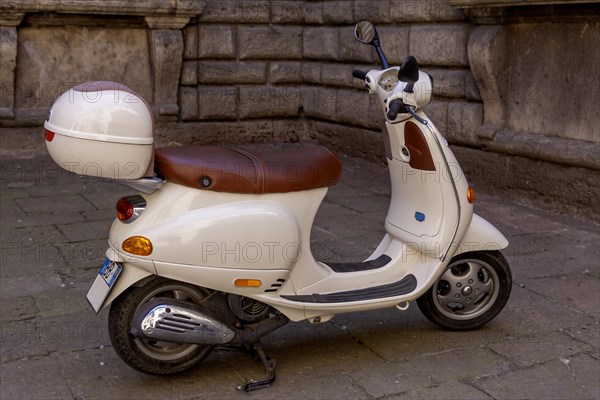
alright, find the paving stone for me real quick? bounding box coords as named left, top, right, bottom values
left=1, top=156, right=75, bottom=185
left=347, top=360, right=435, bottom=397
left=0, top=152, right=598, bottom=398
left=0, top=187, right=29, bottom=199
left=568, top=353, right=600, bottom=399
left=500, top=285, right=596, bottom=335
left=57, top=239, right=109, bottom=269
left=563, top=322, right=600, bottom=356
left=34, top=287, right=91, bottom=317
left=487, top=331, right=593, bottom=368
left=327, top=193, right=390, bottom=214
left=0, top=295, right=39, bottom=322
left=0, top=318, right=51, bottom=363
left=81, top=208, right=115, bottom=223
left=524, top=273, right=600, bottom=320
left=407, top=346, right=511, bottom=383
left=58, top=219, right=111, bottom=242
left=0, top=357, right=73, bottom=399
left=394, top=381, right=492, bottom=400
left=1, top=209, right=87, bottom=229
left=0, top=272, right=63, bottom=298
left=344, top=307, right=537, bottom=362
left=0, top=242, right=66, bottom=279
left=0, top=197, right=27, bottom=222
left=474, top=359, right=591, bottom=400
left=1, top=311, right=109, bottom=361
left=16, top=193, right=96, bottom=213
left=23, top=182, right=96, bottom=200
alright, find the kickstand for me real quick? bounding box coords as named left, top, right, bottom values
left=237, top=341, right=277, bottom=392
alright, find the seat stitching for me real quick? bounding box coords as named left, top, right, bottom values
left=231, top=148, right=265, bottom=193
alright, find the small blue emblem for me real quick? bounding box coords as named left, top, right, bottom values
left=415, top=212, right=426, bottom=222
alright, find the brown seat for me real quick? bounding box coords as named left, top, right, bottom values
left=154, top=144, right=342, bottom=194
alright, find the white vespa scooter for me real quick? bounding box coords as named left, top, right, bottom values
left=43, top=21, right=511, bottom=390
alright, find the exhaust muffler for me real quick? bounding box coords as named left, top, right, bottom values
left=130, top=298, right=235, bottom=344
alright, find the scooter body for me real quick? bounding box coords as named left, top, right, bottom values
left=101, top=112, right=506, bottom=323
left=44, top=20, right=511, bottom=386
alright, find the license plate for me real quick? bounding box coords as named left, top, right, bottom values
left=86, top=259, right=122, bottom=313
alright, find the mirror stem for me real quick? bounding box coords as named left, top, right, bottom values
left=373, top=40, right=390, bottom=69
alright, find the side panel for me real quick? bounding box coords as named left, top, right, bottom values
left=109, top=184, right=327, bottom=271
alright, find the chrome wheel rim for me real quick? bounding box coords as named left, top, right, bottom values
left=432, top=258, right=500, bottom=320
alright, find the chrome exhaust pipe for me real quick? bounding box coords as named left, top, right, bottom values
left=131, top=298, right=235, bottom=344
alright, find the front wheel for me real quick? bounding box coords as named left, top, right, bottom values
left=108, top=277, right=214, bottom=375
left=417, top=251, right=512, bottom=331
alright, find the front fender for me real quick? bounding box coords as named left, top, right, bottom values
left=454, top=214, right=508, bottom=256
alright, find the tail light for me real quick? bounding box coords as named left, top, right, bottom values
left=43, top=128, right=55, bottom=142
left=116, top=195, right=146, bottom=223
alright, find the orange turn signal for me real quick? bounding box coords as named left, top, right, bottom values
left=467, top=187, right=476, bottom=204
left=122, top=236, right=153, bottom=256
left=234, top=279, right=262, bottom=287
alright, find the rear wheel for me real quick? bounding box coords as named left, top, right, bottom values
left=417, top=251, right=512, bottom=331
left=108, top=277, right=214, bottom=375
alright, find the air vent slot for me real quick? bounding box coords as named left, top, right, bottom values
left=264, top=278, right=286, bottom=293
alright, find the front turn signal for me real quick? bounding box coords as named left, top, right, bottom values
left=467, top=187, right=476, bottom=204
left=234, top=279, right=262, bottom=287
left=122, top=236, right=153, bottom=256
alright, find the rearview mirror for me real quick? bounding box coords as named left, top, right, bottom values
left=353, top=20, right=378, bottom=44
left=353, top=20, right=389, bottom=69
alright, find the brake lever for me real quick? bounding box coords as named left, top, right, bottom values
left=406, top=105, right=428, bottom=125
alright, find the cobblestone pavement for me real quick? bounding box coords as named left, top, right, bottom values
left=1, top=152, right=598, bottom=400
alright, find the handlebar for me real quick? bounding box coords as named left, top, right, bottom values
left=352, top=69, right=367, bottom=81
left=387, top=99, right=405, bottom=120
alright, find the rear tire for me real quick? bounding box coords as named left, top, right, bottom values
left=108, top=277, right=214, bottom=375
left=417, top=251, right=512, bottom=331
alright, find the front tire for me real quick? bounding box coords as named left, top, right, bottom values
left=108, top=277, right=214, bottom=375
left=417, top=251, right=512, bottom=331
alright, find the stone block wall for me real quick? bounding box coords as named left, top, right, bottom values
left=1, top=0, right=598, bottom=217
left=174, top=0, right=480, bottom=158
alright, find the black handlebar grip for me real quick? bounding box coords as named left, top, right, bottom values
left=387, top=99, right=404, bottom=120
left=352, top=69, right=367, bottom=80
